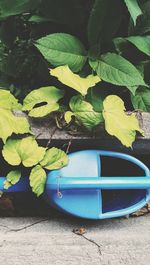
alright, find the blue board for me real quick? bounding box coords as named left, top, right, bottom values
left=0, top=150, right=150, bottom=219
left=44, top=150, right=150, bottom=219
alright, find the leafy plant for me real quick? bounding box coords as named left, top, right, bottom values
left=4, top=170, right=21, bottom=189
left=29, top=165, right=46, bottom=197
left=102, top=95, right=143, bottom=147
left=0, top=90, right=30, bottom=142
left=2, top=135, right=68, bottom=196
left=65, top=95, right=103, bottom=130
left=35, top=33, right=87, bottom=72
left=40, top=147, right=69, bottom=170
left=49, top=68, right=143, bottom=147
left=2, top=137, right=46, bottom=167
left=33, top=1, right=150, bottom=109
left=23, top=86, right=64, bottom=117
left=0, top=0, right=150, bottom=198
left=34, top=0, right=150, bottom=145
left=0, top=0, right=40, bottom=18
left=131, top=87, right=150, bottom=111
left=50, top=65, right=101, bottom=96
left=124, top=0, right=142, bottom=25
left=0, top=89, right=69, bottom=196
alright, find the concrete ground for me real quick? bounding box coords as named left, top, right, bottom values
left=0, top=211, right=149, bottom=265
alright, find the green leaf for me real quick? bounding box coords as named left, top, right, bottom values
left=90, top=53, right=147, bottom=88
left=0, top=89, right=22, bottom=110
left=86, top=88, right=104, bottom=112
left=35, top=33, right=87, bottom=72
left=2, top=137, right=46, bottom=167
left=67, top=95, right=103, bottom=130
left=113, top=37, right=128, bottom=55
left=103, top=95, right=144, bottom=147
left=127, top=86, right=139, bottom=96
left=124, top=0, right=142, bottom=25
left=0, top=108, right=30, bottom=143
left=4, top=170, right=21, bottom=190
left=113, top=38, right=147, bottom=94
left=133, top=2, right=150, bottom=35
left=0, top=0, right=40, bottom=18
left=40, top=147, right=69, bottom=170
left=23, top=86, right=64, bottom=117
left=50, top=65, right=101, bottom=96
left=114, top=37, right=150, bottom=72
left=88, top=0, right=122, bottom=50
left=29, top=165, right=46, bottom=197
left=29, top=15, right=50, bottom=23
left=125, top=36, right=150, bottom=57
left=131, top=87, right=150, bottom=112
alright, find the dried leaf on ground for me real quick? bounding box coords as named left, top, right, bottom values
left=72, top=227, right=87, bottom=235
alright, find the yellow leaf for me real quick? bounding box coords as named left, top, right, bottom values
left=29, top=165, right=46, bottom=197
left=50, top=65, right=101, bottom=96
left=64, top=111, right=74, bottom=124
left=103, top=95, right=144, bottom=147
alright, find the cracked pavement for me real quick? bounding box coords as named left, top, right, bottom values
left=0, top=212, right=150, bottom=265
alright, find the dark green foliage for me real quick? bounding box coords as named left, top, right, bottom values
left=0, top=0, right=150, bottom=112
left=0, top=0, right=91, bottom=97
left=1, top=0, right=149, bottom=196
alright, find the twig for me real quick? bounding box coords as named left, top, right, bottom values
left=46, top=127, right=58, bottom=147
left=66, top=138, right=72, bottom=154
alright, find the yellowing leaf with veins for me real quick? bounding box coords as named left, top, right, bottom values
left=4, top=170, right=21, bottom=190
left=40, top=147, right=69, bottom=170
left=2, top=137, right=46, bottom=167
left=65, top=95, right=103, bottom=130
left=29, top=165, right=46, bottom=197
left=50, top=65, right=101, bottom=96
left=103, top=95, right=144, bottom=147
left=0, top=108, right=30, bottom=143
left=23, top=86, right=64, bottom=117
left=0, top=90, right=29, bottom=142
left=0, top=89, right=22, bottom=110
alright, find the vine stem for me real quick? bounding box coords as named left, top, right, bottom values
left=66, top=138, right=72, bottom=154
left=46, top=127, right=58, bottom=147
